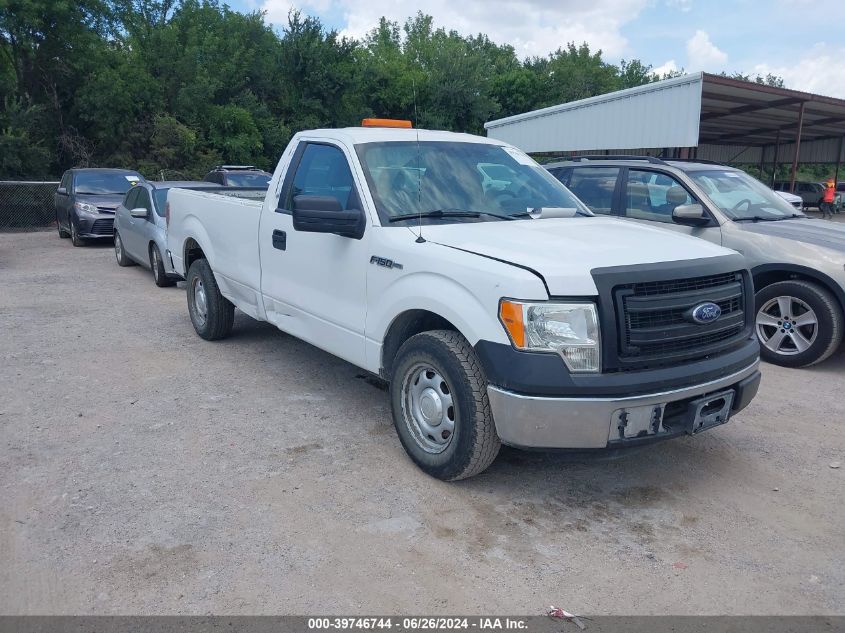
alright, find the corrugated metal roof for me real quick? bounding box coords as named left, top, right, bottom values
left=485, top=71, right=845, bottom=163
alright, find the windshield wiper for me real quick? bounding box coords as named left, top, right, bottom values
left=387, top=209, right=514, bottom=222
left=509, top=209, right=592, bottom=218
left=734, top=215, right=796, bottom=222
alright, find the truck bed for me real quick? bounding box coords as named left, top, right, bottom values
left=167, top=188, right=266, bottom=317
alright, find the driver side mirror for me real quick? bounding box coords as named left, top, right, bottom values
left=292, top=195, right=365, bottom=239
left=672, top=203, right=710, bottom=227
left=129, top=207, right=148, bottom=219
left=56, top=187, right=67, bottom=195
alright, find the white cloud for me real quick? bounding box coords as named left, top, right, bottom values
left=261, top=0, right=332, bottom=24
left=685, top=29, right=727, bottom=71
left=751, top=44, right=845, bottom=98
left=666, top=0, right=693, bottom=11
left=652, top=59, right=678, bottom=76
left=260, top=0, right=649, bottom=59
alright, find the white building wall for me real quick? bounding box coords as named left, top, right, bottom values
left=485, top=73, right=704, bottom=153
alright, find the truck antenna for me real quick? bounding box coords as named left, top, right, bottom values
left=412, top=76, right=425, bottom=243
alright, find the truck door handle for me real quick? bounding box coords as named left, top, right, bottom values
left=272, top=229, right=286, bottom=251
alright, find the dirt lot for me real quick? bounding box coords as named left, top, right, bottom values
left=1, top=231, right=843, bottom=615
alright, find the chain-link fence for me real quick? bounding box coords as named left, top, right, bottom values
left=0, top=181, right=60, bottom=231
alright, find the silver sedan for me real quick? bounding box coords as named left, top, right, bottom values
left=112, top=181, right=221, bottom=287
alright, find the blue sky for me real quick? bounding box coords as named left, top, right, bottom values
left=227, top=0, right=845, bottom=97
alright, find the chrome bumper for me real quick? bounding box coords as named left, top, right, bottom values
left=488, top=361, right=760, bottom=449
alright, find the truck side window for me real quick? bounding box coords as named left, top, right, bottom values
left=285, top=143, right=358, bottom=211
left=60, top=172, right=71, bottom=190
left=625, top=169, right=694, bottom=223
left=565, top=167, right=619, bottom=214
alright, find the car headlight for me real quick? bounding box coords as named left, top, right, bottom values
left=499, top=300, right=601, bottom=373
left=74, top=202, right=99, bottom=215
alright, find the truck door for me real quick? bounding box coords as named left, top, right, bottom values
left=258, top=141, right=370, bottom=368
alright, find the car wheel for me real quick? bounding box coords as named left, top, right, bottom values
left=57, top=213, right=69, bottom=238
left=755, top=280, right=843, bottom=368
left=389, top=330, right=500, bottom=480
left=70, top=219, right=84, bottom=247
left=113, top=231, right=134, bottom=267
left=186, top=258, right=234, bottom=340
left=150, top=244, right=175, bottom=287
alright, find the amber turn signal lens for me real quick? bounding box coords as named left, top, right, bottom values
left=499, top=300, right=525, bottom=348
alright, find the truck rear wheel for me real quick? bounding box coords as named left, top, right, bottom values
left=389, top=330, right=500, bottom=480
left=186, top=258, right=234, bottom=340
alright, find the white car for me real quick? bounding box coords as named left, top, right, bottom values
left=166, top=123, right=761, bottom=480
left=775, top=190, right=803, bottom=210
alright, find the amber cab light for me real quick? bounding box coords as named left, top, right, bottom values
left=361, top=118, right=413, bottom=128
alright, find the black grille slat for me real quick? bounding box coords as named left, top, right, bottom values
left=614, top=270, right=748, bottom=367
left=90, top=218, right=114, bottom=235
left=628, top=271, right=738, bottom=296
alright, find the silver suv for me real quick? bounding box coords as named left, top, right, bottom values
left=547, top=156, right=845, bottom=367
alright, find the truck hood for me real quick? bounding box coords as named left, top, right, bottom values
left=737, top=217, right=845, bottom=252
left=422, top=217, right=733, bottom=296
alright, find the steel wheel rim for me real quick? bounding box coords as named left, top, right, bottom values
left=114, top=234, right=123, bottom=261
left=756, top=295, right=818, bottom=356
left=192, top=277, right=208, bottom=326
left=400, top=363, right=456, bottom=454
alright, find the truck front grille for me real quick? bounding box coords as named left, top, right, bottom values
left=614, top=270, right=748, bottom=368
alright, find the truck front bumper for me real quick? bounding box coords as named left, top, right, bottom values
left=488, top=361, right=760, bottom=449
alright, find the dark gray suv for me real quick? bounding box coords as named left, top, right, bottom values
left=55, top=168, right=144, bottom=246
left=547, top=156, right=845, bottom=367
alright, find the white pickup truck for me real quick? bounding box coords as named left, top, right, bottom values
left=166, top=123, right=761, bottom=480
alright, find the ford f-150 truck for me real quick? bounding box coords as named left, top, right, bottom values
left=166, top=122, right=761, bottom=480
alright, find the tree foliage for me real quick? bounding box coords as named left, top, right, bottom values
left=0, top=1, right=786, bottom=178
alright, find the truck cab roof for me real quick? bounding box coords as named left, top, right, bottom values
left=296, top=127, right=507, bottom=146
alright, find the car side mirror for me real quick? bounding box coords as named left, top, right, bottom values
left=57, top=187, right=67, bottom=195
left=672, top=203, right=710, bottom=227
left=292, top=195, right=364, bottom=239
left=129, top=207, right=148, bottom=219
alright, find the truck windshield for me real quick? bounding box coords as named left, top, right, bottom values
left=688, top=169, right=804, bottom=221
left=75, top=172, right=141, bottom=195
left=355, top=141, right=590, bottom=224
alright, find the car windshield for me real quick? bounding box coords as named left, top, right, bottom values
left=225, top=172, right=271, bottom=187
left=75, top=172, right=141, bottom=195
left=689, top=169, right=804, bottom=221
left=355, top=141, right=590, bottom=223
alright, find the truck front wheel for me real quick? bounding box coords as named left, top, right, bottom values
left=389, top=330, right=500, bottom=480
left=186, top=258, right=234, bottom=340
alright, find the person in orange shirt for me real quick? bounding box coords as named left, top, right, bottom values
left=820, top=179, right=835, bottom=219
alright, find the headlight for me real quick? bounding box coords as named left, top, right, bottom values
left=499, top=300, right=601, bottom=373
left=74, top=202, right=99, bottom=215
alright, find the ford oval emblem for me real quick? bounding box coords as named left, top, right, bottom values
left=691, top=302, right=722, bottom=324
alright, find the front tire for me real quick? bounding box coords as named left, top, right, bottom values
left=150, top=244, right=174, bottom=287
left=389, top=330, right=500, bottom=480
left=57, top=213, right=69, bottom=238
left=114, top=231, right=134, bottom=267
left=755, top=280, right=843, bottom=367
left=186, top=258, right=234, bottom=340
left=70, top=218, right=84, bottom=247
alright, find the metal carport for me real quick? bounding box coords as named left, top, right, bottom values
left=484, top=71, right=845, bottom=189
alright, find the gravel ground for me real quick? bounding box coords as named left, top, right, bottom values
left=1, top=230, right=843, bottom=615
